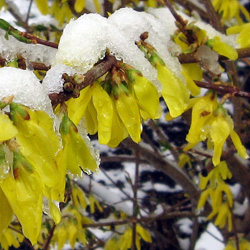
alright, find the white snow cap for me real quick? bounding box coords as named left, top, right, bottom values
left=0, top=67, right=53, bottom=115
left=42, top=64, right=77, bottom=95
left=56, top=11, right=157, bottom=82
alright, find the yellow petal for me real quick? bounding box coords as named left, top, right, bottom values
left=92, top=83, right=113, bottom=144
left=133, top=74, right=160, bottom=119
left=0, top=114, right=18, bottom=141
left=66, top=85, right=92, bottom=125
left=115, top=91, right=141, bottom=143
left=230, top=130, right=249, bottom=159
left=157, top=64, right=189, bottom=118
left=1, top=168, right=43, bottom=244
left=0, top=188, right=13, bottom=237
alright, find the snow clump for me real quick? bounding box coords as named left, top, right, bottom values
left=0, top=67, right=53, bottom=116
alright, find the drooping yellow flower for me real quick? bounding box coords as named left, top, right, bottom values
left=10, top=103, right=62, bottom=193
left=1, top=150, right=43, bottom=245
left=157, top=63, right=190, bottom=118
left=127, top=69, right=160, bottom=120
left=115, top=89, right=141, bottom=143
left=212, top=0, right=250, bottom=23
left=227, top=23, right=250, bottom=48
left=92, top=82, right=114, bottom=144
left=207, top=36, right=238, bottom=60
left=59, top=114, right=99, bottom=176
left=185, top=92, right=218, bottom=148
left=203, top=106, right=248, bottom=166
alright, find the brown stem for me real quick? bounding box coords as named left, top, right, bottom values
left=121, top=139, right=200, bottom=205
left=164, top=0, right=195, bottom=44
left=81, top=211, right=196, bottom=228
left=178, top=48, right=250, bottom=64
left=22, top=33, right=58, bottom=48
left=202, top=0, right=224, bottom=32
left=174, top=0, right=209, bottom=22
left=194, top=81, right=250, bottom=99
left=42, top=223, right=56, bottom=250
left=49, top=55, right=117, bottom=106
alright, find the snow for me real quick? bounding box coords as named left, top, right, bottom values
left=0, top=67, right=53, bottom=115
left=0, top=29, right=57, bottom=66
left=149, top=7, right=238, bottom=48
left=56, top=11, right=157, bottom=83
left=42, top=63, right=77, bottom=94
left=195, top=223, right=225, bottom=250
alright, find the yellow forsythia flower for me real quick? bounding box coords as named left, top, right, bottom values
left=224, top=239, right=237, bottom=250
left=227, top=23, right=250, bottom=48
left=0, top=187, right=13, bottom=238
left=204, top=106, right=248, bottom=166
left=207, top=36, right=238, bottom=60
left=34, top=0, right=49, bottom=15
left=1, top=152, right=43, bottom=245
left=115, top=89, right=141, bottom=143
left=157, top=63, right=189, bottom=118
left=0, top=114, right=18, bottom=141
left=212, top=0, right=250, bottom=23
left=185, top=92, right=218, bottom=147
left=239, top=238, right=250, bottom=250
left=59, top=114, right=99, bottom=176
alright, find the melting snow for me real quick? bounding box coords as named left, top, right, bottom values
left=0, top=67, right=53, bottom=115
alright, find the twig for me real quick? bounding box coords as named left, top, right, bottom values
left=194, top=81, right=250, bottom=99
left=178, top=48, right=250, bottom=64
left=21, top=33, right=58, bottom=48
left=202, top=0, right=224, bottom=32
left=25, top=0, right=33, bottom=24
left=132, top=145, right=140, bottom=250
left=81, top=211, right=196, bottom=228
left=5, top=0, right=31, bottom=32
left=49, top=55, right=117, bottom=106
left=174, top=0, right=209, bottom=22
left=121, top=139, right=200, bottom=205
left=164, top=0, right=195, bottom=44
left=42, top=223, right=56, bottom=250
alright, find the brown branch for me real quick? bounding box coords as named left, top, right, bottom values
left=21, top=33, right=58, bottom=48
left=174, top=0, right=209, bottom=22
left=164, top=0, right=195, bottom=44
left=178, top=48, right=250, bottom=64
left=121, top=139, right=200, bottom=205
left=49, top=55, right=117, bottom=106
left=194, top=81, right=250, bottom=99
left=81, top=211, right=196, bottom=228
left=42, top=223, right=56, bottom=250
left=201, top=0, right=224, bottom=33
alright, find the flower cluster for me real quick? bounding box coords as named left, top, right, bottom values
left=0, top=68, right=99, bottom=245
left=185, top=92, right=248, bottom=166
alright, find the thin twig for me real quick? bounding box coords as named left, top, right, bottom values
left=132, top=145, right=140, bottom=250
left=42, top=223, right=56, bottom=250
left=194, top=81, right=250, bottom=99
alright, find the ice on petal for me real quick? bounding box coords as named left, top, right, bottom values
left=43, top=64, right=77, bottom=94
left=0, top=67, right=53, bottom=115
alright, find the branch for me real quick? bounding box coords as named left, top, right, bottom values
left=121, top=139, right=200, bottom=205
left=178, top=48, right=250, bottom=64
left=194, top=81, right=250, bottom=99
left=49, top=55, right=117, bottom=106
left=81, top=211, right=196, bottom=228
